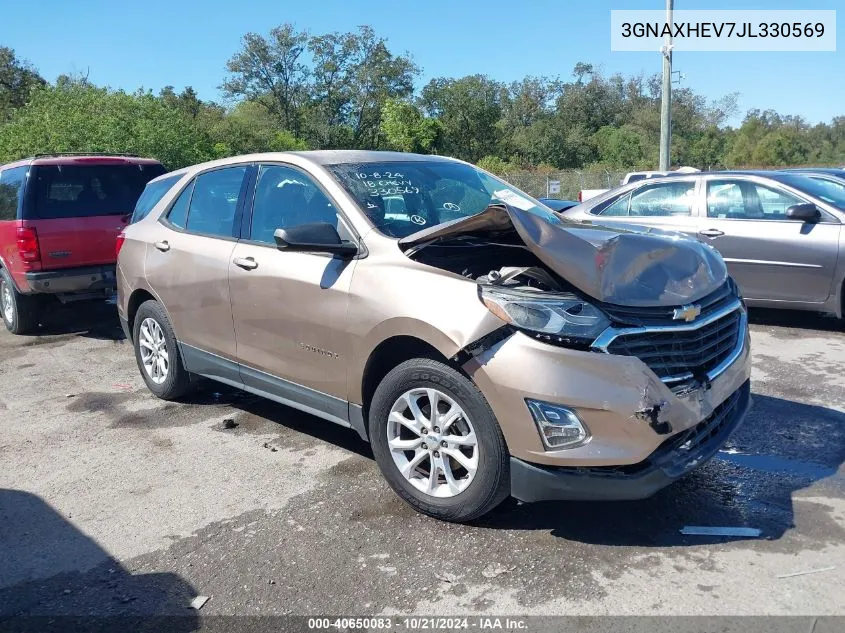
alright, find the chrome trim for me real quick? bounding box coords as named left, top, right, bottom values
left=592, top=299, right=746, bottom=385
left=723, top=258, right=822, bottom=269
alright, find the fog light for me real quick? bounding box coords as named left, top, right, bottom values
left=526, top=400, right=589, bottom=449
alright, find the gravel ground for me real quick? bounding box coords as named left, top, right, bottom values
left=0, top=302, right=843, bottom=622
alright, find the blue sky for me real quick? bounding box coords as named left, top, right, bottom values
left=3, top=0, right=842, bottom=125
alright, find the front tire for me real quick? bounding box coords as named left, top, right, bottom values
left=368, top=358, right=510, bottom=522
left=132, top=300, right=192, bottom=400
left=0, top=269, right=39, bottom=335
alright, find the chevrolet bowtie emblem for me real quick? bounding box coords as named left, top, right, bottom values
left=673, top=304, right=701, bottom=322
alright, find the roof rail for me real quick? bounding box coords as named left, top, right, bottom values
left=30, top=152, right=141, bottom=159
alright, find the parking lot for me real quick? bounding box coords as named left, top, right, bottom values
left=1, top=302, right=843, bottom=618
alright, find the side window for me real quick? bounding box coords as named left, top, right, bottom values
left=0, top=166, right=28, bottom=221
left=166, top=180, right=194, bottom=229
left=131, top=175, right=181, bottom=224
left=707, top=180, right=803, bottom=220
left=598, top=181, right=696, bottom=217
left=628, top=181, right=696, bottom=217
left=598, top=193, right=631, bottom=216
left=755, top=184, right=802, bottom=219
left=185, top=167, right=247, bottom=238
left=250, top=164, right=339, bottom=244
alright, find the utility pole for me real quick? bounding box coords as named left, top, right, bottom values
left=659, top=0, right=674, bottom=171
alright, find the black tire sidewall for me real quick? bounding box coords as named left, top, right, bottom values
left=132, top=300, right=189, bottom=400
left=0, top=269, right=38, bottom=335
left=0, top=271, right=18, bottom=332
left=369, top=359, right=509, bottom=522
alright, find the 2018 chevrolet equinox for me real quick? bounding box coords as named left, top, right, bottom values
left=116, top=151, right=751, bottom=522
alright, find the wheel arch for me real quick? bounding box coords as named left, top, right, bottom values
left=0, top=254, right=24, bottom=293
left=359, top=334, right=457, bottom=425
left=126, top=286, right=180, bottom=345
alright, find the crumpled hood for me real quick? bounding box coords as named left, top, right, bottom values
left=399, top=203, right=727, bottom=307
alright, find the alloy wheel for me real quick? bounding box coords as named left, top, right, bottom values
left=138, top=317, right=169, bottom=384
left=387, top=388, right=479, bottom=498
left=1, top=281, right=13, bottom=324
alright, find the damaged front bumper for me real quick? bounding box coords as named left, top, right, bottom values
left=463, top=303, right=752, bottom=502
left=510, top=380, right=751, bottom=501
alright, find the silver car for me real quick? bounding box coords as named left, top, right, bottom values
left=564, top=171, right=845, bottom=318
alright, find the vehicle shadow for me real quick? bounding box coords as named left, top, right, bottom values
left=194, top=383, right=844, bottom=547
left=6, top=299, right=126, bottom=343
left=0, top=489, right=199, bottom=632
left=476, top=393, right=845, bottom=545
left=748, top=306, right=843, bottom=333
left=184, top=385, right=374, bottom=460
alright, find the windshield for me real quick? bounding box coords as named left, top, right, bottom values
left=774, top=173, right=845, bottom=211
left=327, top=160, right=557, bottom=238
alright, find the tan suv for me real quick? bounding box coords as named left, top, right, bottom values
left=117, top=151, right=751, bottom=522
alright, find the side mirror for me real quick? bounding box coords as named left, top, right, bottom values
left=786, top=203, right=821, bottom=222
left=273, top=222, right=358, bottom=258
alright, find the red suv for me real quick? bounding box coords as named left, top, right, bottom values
left=0, top=154, right=165, bottom=334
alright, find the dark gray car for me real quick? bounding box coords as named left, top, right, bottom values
left=563, top=171, right=845, bottom=318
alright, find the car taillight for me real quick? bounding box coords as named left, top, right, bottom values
left=16, top=227, right=40, bottom=265
left=116, top=232, right=126, bottom=257
left=578, top=191, right=583, bottom=203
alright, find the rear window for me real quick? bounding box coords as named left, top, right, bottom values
left=29, top=163, right=166, bottom=219
left=131, top=174, right=181, bottom=224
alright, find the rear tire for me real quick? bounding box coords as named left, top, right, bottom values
left=368, top=358, right=510, bottom=522
left=0, top=269, right=40, bottom=335
left=132, top=300, right=192, bottom=400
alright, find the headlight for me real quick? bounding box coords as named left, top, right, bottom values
left=479, top=286, right=610, bottom=344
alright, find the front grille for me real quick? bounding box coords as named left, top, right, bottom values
left=605, top=309, right=741, bottom=382
left=598, top=280, right=736, bottom=327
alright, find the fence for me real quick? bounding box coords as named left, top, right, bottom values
left=501, top=169, right=628, bottom=201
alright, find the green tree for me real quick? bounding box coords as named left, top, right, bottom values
left=687, top=126, right=729, bottom=168
left=419, top=75, right=502, bottom=162
left=592, top=125, right=650, bottom=168
left=476, top=155, right=515, bottom=176
left=752, top=128, right=809, bottom=166
left=160, top=85, right=203, bottom=118
left=307, top=26, right=419, bottom=149
left=0, top=47, right=46, bottom=120
left=379, top=99, right=440, bottom=153
left=498, top=77, right=564, bottom=165
left=726, top=109, right=781, bottom=166
left=209, top=101, right=308, bottom=157
left=0, top=84, right=215, bottom=168
left=221, top=24, right=311, bottom=138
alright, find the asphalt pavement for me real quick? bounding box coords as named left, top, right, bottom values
left=0, top=302, right=843, bottom=620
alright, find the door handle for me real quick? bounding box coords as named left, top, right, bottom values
left=154, top=241, right=170, bottom=252
left=233, top=256, right=258, bottom=270
left=699, top=228, right=725, bottom=238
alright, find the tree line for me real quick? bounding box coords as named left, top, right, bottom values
left=1, top=25, right=843, bottom=173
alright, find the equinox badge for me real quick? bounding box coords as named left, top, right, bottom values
left=672, top=304, right=701, bottom=322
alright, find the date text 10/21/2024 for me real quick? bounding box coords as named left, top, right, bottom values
left=307, top=617, right=529, bottom=630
